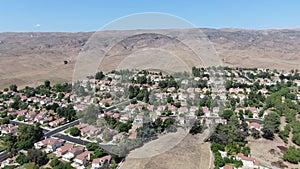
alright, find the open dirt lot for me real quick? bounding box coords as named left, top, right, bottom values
left=248, top=135, right=300, bottom=169
left=121, top=129, right=212, bottom=169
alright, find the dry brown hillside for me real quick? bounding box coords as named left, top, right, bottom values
left=0, top=28, right=300, bottom=89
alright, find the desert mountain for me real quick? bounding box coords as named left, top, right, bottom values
left=0, top=28, right=299, bottom=89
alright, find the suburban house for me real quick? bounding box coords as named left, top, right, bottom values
left=34, top=112, right=53, bottom=124
left=112, top=132, right=125, bottom=142
left=248, top=122, right=261, bottom=131
left=222, top=165, right=234, bottom=169
left=49, top=117, right=65, bottom=127
left=132, top=114, right=144, bottom=130
left=76, top=123, right=101, bottom=137
left=73, top=151, right=92, bottom=166
left=0, top=124, right=18, bottom=135
left=91, top=155, right=112, bottom=169
left=236, top=153, right=259, bottom=168
left=34, top=137, right=65, bottom=153
left=55, top=143, right=74, bottom=157
left=25, top=111, right=37, bottom=121
left=62, top=146, right=84, bottom=161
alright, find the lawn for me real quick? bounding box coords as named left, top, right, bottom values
left=47, top=153, right=57, bottom=160
left=19, top=162, right=38, bottom=169
left=0, top=145, right=6, bottom=152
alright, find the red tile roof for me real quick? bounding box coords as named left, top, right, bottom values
left=237, top=153, right=259, bottom=166
left=248, top=122, right=260, bottom=129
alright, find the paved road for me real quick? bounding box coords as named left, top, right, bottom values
left=53, top=133, right=90, bottom=145
left=53, top=133, right=117, bottom=154
left=9, top=120, right=25, bottom=125
left=244, top=118, right=264, bottom=124
left=44, top=119, right=80, bottom=138
left=197, top=116, right=222, bottom=120
left=9, top=120, right=50, bottom=133
left=0, top=152, right=9, bottom=162
left=105, top=99, right=136, bottom=112
left=242, top=73, right=252, bottom=81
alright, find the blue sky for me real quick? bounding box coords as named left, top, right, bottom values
left=0, top=0, right=300, bottom=32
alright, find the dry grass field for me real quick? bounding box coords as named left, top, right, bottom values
left=1, top=28, right=300, bottom=89
left=121, top=134, right=212, bottom=169
left=120, top=128, right=213, bottom=169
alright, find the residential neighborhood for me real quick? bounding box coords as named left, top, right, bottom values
left=0, top=67, right=299, bottom=168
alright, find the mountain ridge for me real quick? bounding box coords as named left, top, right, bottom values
left=0, top=28, right=299, bottom=89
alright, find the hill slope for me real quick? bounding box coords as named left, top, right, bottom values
left=0, top=28, right=300, bottom=88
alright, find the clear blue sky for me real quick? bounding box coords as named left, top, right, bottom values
left=1, top=0, right=300, bottom=32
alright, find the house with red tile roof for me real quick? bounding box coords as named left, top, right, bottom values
left=62, top=146, right=84, bottom=161
left=248, top=107, right=259, bottom=118
left=202, top=106, right=210, bottom=116
left=34, top=137, right=65, bottom=153
left=55, top=143, right=74, bottom=157
left=74, top=151, right=92, bottom=166
left=178, top=107, right=188, bottom=114
left=49, top=117, right=65, bottom=127
left=222, top=165, right=234, bottom=169
left=24, top=111, right=37, bottom=122
left=236, top=153, right=259, bottom=168
left=112, top=132, right=125, bottom=142
left=91, top=155, right=112, bottom=169
left=248, top=122, right=261, bottom=130
left=128, top=132, right=137, bottom=139
left=120, top=114, right=130, bottom=123
left=113, top=113, right=120, bottom=119
left=34, top=112, right=53, bottom=124
left=16, top=110, right=27, bottom=117
left=0, top=124, right=18, bottom=135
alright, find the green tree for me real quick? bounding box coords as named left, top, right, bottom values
left=118, top=121, right=132, bottom=133
left=95, top=71, right=105, bottom=80
left=28, top=149, right=49, bottom=166
left=263, top=112, right=280, bottom=132
left=2, top=133, right=18, bottom=155
left=16, top=153, right=29, bottom=165
left=220, top=110, right=234, bottom=120
left=242, top=146, right=251, bottom=156
left=17, top=124, right=43, bottom=150
left=262, top=126, right=275, bottom=140
left=189, top=120, right=203, bottom=135
left=69, top=127, right=80, bottom=137
left=50, top=158, right=61, bottom=167
left=195, top=106, right=204, bottom=116
left=283, top=146, right=300, bottom=164
left=250, top=128, right=261, bottom=139
left=77, top=104, right=102, bottom=125
left=86, top=143, right=99, bottom=151
left=9, top=84, right=18, bottom=92
left=91, top=148, right=107, bottom=160
left=44, top=80, right=51, bottom=88
left=167, top=94, right=174, bottom=103
left=0, top=117, right=10, bottom=125
left=57, top=104, right=77, bottom=122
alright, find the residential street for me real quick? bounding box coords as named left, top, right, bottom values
left=43, top=119, right=80, bottom=138
left=0, top=152, right=9, bottom=162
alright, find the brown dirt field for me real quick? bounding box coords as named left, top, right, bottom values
left=121, top=130, right=212, bottom=169
left=1, top=29, right=300, bottom=89
left=248, top=135, right=300, bottom=169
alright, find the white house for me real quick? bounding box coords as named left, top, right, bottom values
left=34, top=137, right=65, bottom=153
left=236, top=153, right=259, bottom=168
left=73, top=151, right=92, bottom=166
left=62, top=147, right=84, bottom=161
left=91, top=155, right=112, bottom=169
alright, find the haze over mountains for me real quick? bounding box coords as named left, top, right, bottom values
left=0, top=28, right=299, bottom=89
